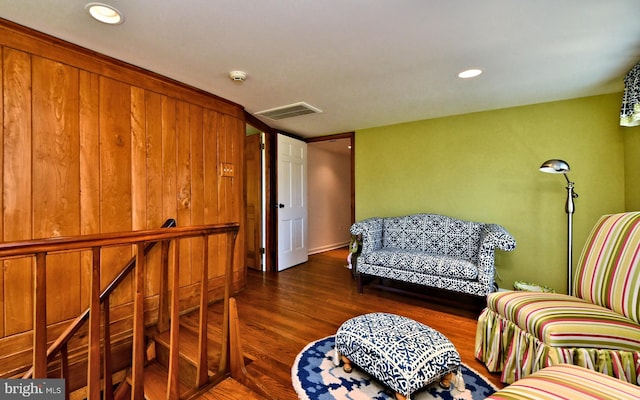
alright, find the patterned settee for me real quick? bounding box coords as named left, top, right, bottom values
left=350, top=213, right=516, bottom=297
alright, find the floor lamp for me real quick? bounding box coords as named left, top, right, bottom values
left=539, top=159, right=578, bottom=295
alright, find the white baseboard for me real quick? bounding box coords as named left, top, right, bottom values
left=308, top=241, right=350, bottom=255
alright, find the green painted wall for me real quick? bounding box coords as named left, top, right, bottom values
left=354, top=93, right=634, bottom=293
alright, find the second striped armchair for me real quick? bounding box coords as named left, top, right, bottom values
left=475, top=211, right=640, bottom=384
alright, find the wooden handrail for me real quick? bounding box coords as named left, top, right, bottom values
left=0, top=221, right=237, bottom=257
left=4, top=220, right=240, bottom=400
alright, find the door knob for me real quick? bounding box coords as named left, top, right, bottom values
left=276, top=203, right=285, bottom=208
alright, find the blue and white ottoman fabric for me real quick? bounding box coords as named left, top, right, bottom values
left=334, top=312, right=462, bottom=400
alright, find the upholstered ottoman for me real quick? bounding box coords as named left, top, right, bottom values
left=334, top=312, right=461, bottom=400
left=486, top=364, right=640, bottom=400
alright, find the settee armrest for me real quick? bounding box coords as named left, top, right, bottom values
left=480, top=224, right=517, bottom=253
left=476, top=224, right=517, bottom=289
left=350, top=217, right=383, bottom=254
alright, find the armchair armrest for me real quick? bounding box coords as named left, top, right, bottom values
left=350, top=217, right=384, bottom=254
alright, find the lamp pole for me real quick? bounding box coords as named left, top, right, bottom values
left=564, top=175, right=577, bottom=295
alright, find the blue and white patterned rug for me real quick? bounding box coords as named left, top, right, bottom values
left=292, top=336, right=498, bottom=400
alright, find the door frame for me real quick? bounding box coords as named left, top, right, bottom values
left=306, top=132, right=356, bottom=227
left=245, top=112, right=355, bottom=272
left=243, top=128, right=263, bottom=270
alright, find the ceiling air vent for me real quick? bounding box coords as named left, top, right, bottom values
left=254, top=102, right=322, bottom=120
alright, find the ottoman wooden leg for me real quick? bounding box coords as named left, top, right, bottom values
left=340, top=355, right=353, bottom=373
left=439, top=371, right=455, bottom=389
left=394, top=393, right=407, bottom=400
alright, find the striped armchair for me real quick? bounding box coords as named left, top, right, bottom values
left=475, top=211, right=640, bottom=384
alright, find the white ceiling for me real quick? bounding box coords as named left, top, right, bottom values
left=1, top=1, right=639, bottom=138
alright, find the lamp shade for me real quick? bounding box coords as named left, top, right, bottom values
left=539, top=159, right=570, bottom=174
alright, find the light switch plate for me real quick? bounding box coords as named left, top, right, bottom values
left=221, top=163, right=234, bottom=177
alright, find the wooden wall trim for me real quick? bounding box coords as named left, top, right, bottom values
left=305, top=131, right=353, bottom=143
left=0, top=18, right=243, bottom=119
left=244, top=112, right=275, bottom=136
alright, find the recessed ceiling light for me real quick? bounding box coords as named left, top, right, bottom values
left=86, top=3, right=124, bottom=25
left=458, top=69, right=483, bottom=79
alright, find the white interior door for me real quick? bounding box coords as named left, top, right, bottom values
left=277, top=134, right=308, bottom=270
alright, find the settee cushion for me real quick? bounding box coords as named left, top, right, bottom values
left=382, top=214, right=481, bottom=262
left=361, top=249, right=478, bottom=280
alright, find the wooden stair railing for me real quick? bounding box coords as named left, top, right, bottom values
left=21, top=219, right=177, bottom=380
left=0, top=220, right=262, bottom=400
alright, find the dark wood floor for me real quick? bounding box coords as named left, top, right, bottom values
left=209, top=248, right=504, bottom=399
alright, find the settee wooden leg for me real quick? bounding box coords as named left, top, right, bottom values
left=357, top=273, right=363, bottom=293
left=394, top=393, right=407, bottom=400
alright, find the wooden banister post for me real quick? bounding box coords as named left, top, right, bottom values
left=33, top=253, right=47, bottom=378
left=229, top=298, right=276, bottom=399
left=131, top=242, right=146, bottom=400
left=157, top=240, right=171, bottom=333
left=196, top=235, right=210, bottom=387
left=166, top=239, right=180, bottom=400
left=219, top=229, right=239, bottom=376
left=88, top=247, right=102, bottom=400
left=102, top=297, right=113, bottom=400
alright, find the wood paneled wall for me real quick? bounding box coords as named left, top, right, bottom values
left=0, top=19, right=245, bottom=374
